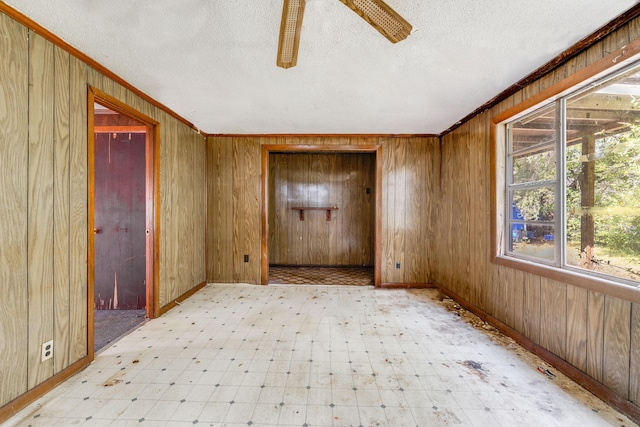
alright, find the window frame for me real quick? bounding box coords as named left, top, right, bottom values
left=491, top=40, right=640, bottom=303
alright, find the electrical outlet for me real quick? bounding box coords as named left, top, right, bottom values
left=244, top=254, right=249, bottom=263
left=396, top=262, right=401, bottom=269
left=41, top=340, right=53, bottom=362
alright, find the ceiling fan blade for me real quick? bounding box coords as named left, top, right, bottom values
left=277, top=0, right=306, bottom=69
left=337, top=0, right=412, bottom=43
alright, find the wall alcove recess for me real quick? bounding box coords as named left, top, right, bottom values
left=261, top=144, right=382, bottom=286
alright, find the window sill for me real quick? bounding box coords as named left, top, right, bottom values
left=493, top=255, right=640, bottom=304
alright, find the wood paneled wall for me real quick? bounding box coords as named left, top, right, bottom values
left=268, top=153, right=375, bottom=266
left=430, top=17, right=640, bottom=414
left=206, top=137, right=261, bottom=284
left=206, top=136, right=435, bottom=285
left=381, top=138, right=434, bottom=284
left=0, top=10, right=207, bottom=412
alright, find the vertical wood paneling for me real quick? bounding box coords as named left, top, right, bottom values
left=0, top=12, right=29, bottom=406
left=521, top=273, right=541, bottom=343
left=427, top=139, right=440, bottom=284
left=358, top=154, right=374, bottom=266
left=604, top=26, right=631, bottom=54
left=586, top=290, right=605, bottom=382
left=513, top=269, right=525, bottom=334
left=212, top=138, right=234, bottom=282
left=328, top=154, right=340, bottom=263
left=631, top=303, right=640, bottom=405
left=346, top=154, right=358, bottom=265
left=566, top=50, right=587, bottom=77
left=166, top=117, right=179, bottom=301
left=405, top=139, right=424, bottom=283
left=194, top=132, right=207, bottom=284
left=566, top=285, right=588, bottom=372
left=233, top=138, right=261, bottom=284
left=287, top=153, right=304, bottom=265
left=539, top=278, right=567, bottom=359
left=419, top=139, right=432, bottom=282
left=381, top=142, right=395, bottom=282
left=488, top=266, right=501, bottom=320
left=177, top=124, right=191, bottom=294
left=158, top=112, right=170, bottom=304
left=469, top=119, right=480, bottom=307
left=68, top=55, right=87, bottom=364
left=268, top=153, right=284, bottom=263
left=442, top=135, right=455, bottom=290
left=457, top=125, right=472, bottom=299
left=502, top=266, right=516, bottom=328
left=53, top=45, right=71, bottom=372
left=393, top=140, right=406, bottom=283
left=27, top=32, right=55, bottom=389
left=303, top=155, right=315, bottom=263
left=209, top=136, right=233, bottom=282
left=268, top=153, right=375, bottom=267
left=602, top=296, right=631, bottom=398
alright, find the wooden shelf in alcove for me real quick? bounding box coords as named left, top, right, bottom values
left=291, top=207, right=338, bottom=221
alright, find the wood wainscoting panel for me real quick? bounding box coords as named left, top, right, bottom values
left=27, top=32, right=56, bottom=389
left=453, top=123, right=472, bottom=301
left=177, top=121, right=192, bottom=298
left=68, top=54, right=88, bottom=365
left=502, top=266, right=517, bottom=329
left=379, top=137, right=433, bottom=285
left=381, top=141, right=395, bottom=282
left=268, top=150, right=285, bottom=264
left=521, top=273, right=541, bottom=344
left=0, top=12, right=29, bottom=407
left=233, top=138, right=261, bottom=284
left=630, top=303, right=640, bottom=405
left=53, top=45, right=71, bottom=372
left=586, top=290, right=605, bottom=383
left=193, top=131, right=207, bottom=287
left=566, top=285, right=589, bottom=373
left=390, top=141, right=406, bottom=284
left=405, top=139, right=428, bottom=283
left=207, top=137, right=233, bottom=282
left=471, top=115, right=489, bottom=310
left=512, top=269, right=525, bottom=335
left=285, top=152, right=304, bottom=265
left=539, top=278, right=567, bottom=360
left=603, top=296, right=631, bottom=398
left=158, top=111, right=170, bottom=304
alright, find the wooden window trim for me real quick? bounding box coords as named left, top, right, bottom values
left=490, top=39, right=640, bottom=305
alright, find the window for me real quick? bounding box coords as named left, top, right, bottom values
left=503, top=61, right=640, bottom=287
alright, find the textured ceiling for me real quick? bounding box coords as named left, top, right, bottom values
left=4, top=0, right=638, bottom=134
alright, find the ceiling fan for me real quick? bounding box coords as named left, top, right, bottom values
left=276, top=0, right=412, bottom=69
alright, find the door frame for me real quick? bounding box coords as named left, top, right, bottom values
left=260, top=144, right=382, bottom=287
left=88, top=87, right=160, bottom=359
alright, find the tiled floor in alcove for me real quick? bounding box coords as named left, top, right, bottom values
left=268, top=266, right=374, bottom=286
left=5, top=284, right=636, bottom=427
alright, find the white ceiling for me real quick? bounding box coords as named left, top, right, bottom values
left=4, top=0, right=638, bottom=134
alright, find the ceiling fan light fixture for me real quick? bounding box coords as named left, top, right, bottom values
left=277, top=0, right=306, bottom=69
left=337, top=0, right=412, bottom=43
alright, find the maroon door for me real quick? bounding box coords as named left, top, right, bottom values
left=93, top=132, right=147, bottom=310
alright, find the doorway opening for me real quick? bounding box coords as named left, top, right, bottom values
left=261, top=146, right=381, bottom=286
left=88, top=88, right=159, bottom=356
